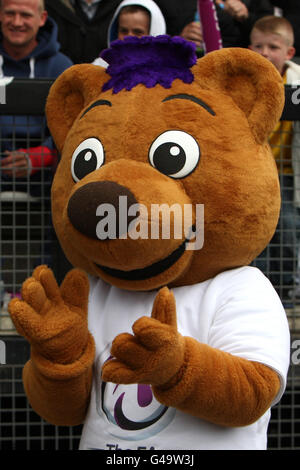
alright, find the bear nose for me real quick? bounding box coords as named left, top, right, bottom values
left=67, top=181, right=138, bottom=239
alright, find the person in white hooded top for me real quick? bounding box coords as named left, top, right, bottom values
left=93, top=0, right=166, bottom=67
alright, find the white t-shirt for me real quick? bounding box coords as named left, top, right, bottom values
left=79, top=266, right=290, bottom=450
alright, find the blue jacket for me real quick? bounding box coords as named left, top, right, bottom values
left=0, top=17, right=73, bottom=194
left=0, top=16, right=73, bottom=78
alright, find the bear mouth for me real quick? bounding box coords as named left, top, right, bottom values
left=95, top=238, right=187, bottom=281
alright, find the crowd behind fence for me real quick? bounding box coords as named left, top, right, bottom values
left=0, top=78, right=300, bottom=449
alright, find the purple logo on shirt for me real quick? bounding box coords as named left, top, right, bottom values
left=102, top=382, right=169, bottom=431
left=95, top=348, right=176, bottom=441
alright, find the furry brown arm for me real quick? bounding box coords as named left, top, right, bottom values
left=22, top=339, right=94, bottom=426
left=9, top=266, right=95, bottom=426
left=153, top=338, right=280, bottom=427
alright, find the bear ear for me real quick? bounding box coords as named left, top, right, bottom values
left=192, top=48, right=285, bottom=144
left=46, top=64, right=109, bottom=152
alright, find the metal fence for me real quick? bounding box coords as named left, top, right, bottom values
left=1, top=79, right=300, bottom=450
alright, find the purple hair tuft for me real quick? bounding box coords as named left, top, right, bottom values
left=101, top=35, right=197, bottom=93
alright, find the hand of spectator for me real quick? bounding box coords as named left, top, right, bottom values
left=1, top=150, right=31, bottom=178
left=223, top=0, right=249, bottom=21
left=180, top=21, right=203, bottom=48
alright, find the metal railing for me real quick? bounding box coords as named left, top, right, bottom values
left=1, top=79, right=300, bottom=449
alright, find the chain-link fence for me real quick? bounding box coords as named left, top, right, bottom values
left=1, top=79, right=300, bottom=450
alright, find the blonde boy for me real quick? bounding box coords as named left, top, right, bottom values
left=249, top=16, right=298, bottom=172
left=249, top=16, right=300, bottom=302
left=249, top=16, right=295, bottom=76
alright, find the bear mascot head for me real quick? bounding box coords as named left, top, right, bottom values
left=49, top=36, right=282, bottom=290
left=9, top=36, right=290, bottom=450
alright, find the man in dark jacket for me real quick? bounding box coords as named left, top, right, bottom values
left=216, top=0, right=274, bottom=48
left=44, top=0, right=122, bottom=64
left=0, top=0, right=72, bottom=195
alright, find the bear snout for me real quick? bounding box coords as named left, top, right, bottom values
left=67, top=181, right=138, bottom=239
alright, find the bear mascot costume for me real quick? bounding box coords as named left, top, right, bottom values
left=9, top=36, right=290, bottom=450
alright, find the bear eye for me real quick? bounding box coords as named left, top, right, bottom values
left=71, top=137, right=105, bottom=182
left=148, top=130, right=200, bottom=178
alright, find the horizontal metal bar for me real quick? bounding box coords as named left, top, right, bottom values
left=0, top=78, right=54, bottom=115
left=0, top=79, right=300, bottom=120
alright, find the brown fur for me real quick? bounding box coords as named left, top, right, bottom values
left=9, top=47, right=284, bottom=429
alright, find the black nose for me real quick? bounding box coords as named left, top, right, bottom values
left=67, top=181, right=138, bottom=239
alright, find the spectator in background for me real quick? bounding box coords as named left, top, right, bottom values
left=154, top=0, right=198, bottom=37
left=93, top=0, right=166, bottom=67
left=249, top=15, right=300, bottom=302
left=217, top=0, right=274, bottom=47
left=44, top=0, right=122, bottom=64
left=180, top=0, right=273, bottom=49
left=0, top=0, right=73, bottom=197
left=44, top=0, right=200, bottom=64
left=269, top=1, right=300, bottom=57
